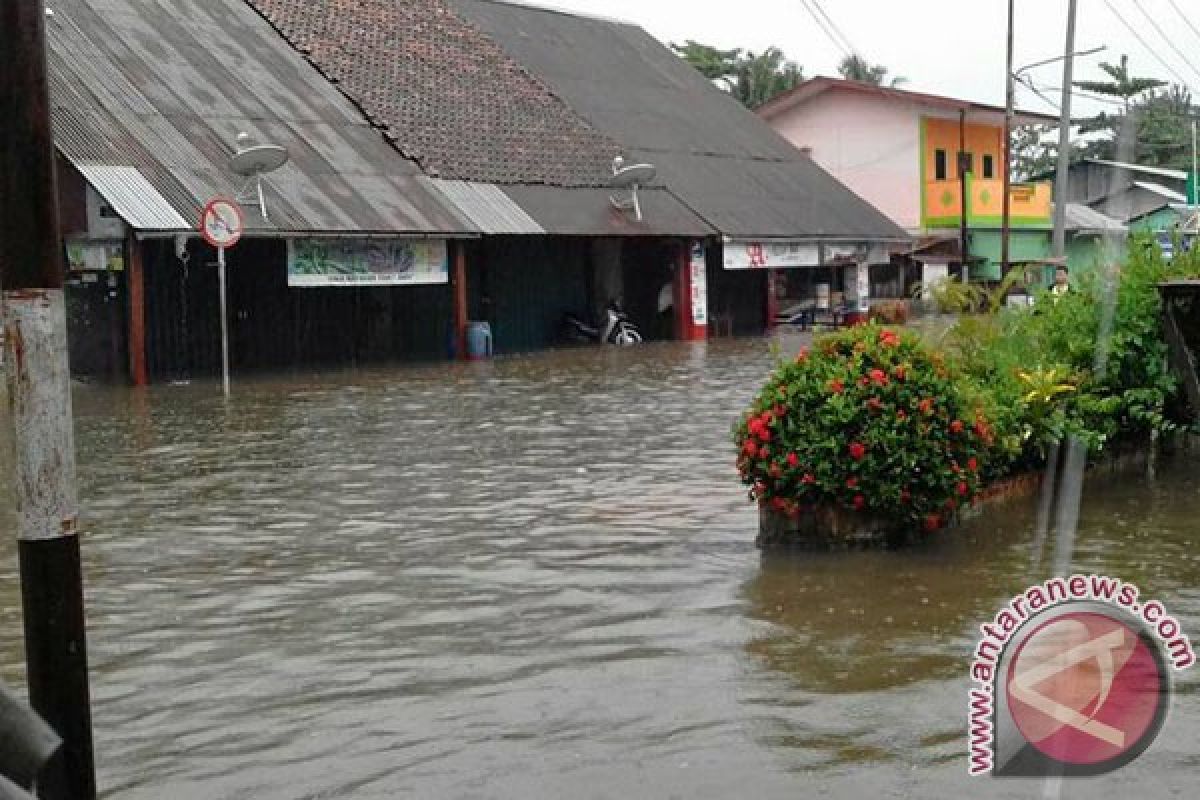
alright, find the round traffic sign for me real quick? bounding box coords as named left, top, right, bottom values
left=200, top=198, right=245, bottom=249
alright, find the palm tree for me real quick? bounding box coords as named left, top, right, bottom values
left=1073, top=54, right=1165, bottom=114
left=734, top=48, right=804, bottom=109
left=837, top=54, right=906, bottom=87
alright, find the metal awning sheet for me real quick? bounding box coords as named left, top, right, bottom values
left=500, top=185, right=714, bottom=237
left=425, top=179, right=545, bottom=234
left=75, top=165, right=190, bottom=232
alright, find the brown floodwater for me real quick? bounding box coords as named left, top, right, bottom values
left=1, top=336, right=1198, bottom=798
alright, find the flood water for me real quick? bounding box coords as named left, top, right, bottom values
left=1, top=337, right=1198, bottom=799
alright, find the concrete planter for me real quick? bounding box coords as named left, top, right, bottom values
left=756, top=472, right=1043, bottom=550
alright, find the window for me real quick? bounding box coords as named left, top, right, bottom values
left=983, top=154, right=995, bottom=179
left=957, top=151, right=974, bottom=178
left=934, top=149, right=947, bottom=181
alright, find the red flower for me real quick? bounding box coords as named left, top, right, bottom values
left=770, top=497, right=788, bottom=512
left=759, top=447, right=771, bottom=460
left=967, top=457, right=979, bottom=472
left=846, top=476, right=859, bottom=489
left=769, top=463, right=783, bottom=479
left=757, top=427, right=772, bottom=443
left=879, top=330, right=900, bottom=348
left=918, top=398, right=934, bottom=415
left=848, top=442, right=867, bottom=460
left=786, top=452, right=800, bottom=468
left=852, top=494, right=866, bottom=510
left=742, top=440, right=758, bottom=458
left=795, top=347, right=809, bottom=363
left=829, top=379, right=845, bottom=395
left=868, top=368, right=889, bottom=386
left=949, top=420, right=965, bottom=435
left=892, top=364, right=907, bottom=381
left=858, top=376, right=871, bottom=387
left=774, top=404, right=787, bottom=418
left=802, top=473, right=816, bottom=485
left=867, top=397, right=883, bottom=413
left=957, top=481, right=969, bottom=497
left=924, top=514, right=942, bottom=532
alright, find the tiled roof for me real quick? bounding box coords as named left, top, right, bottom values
left=244, top=0, right=620, bottom=186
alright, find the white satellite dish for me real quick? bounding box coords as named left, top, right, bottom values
left=229, top=132, right=290, bottom=221
left=609, top=155, right=656, bottom=221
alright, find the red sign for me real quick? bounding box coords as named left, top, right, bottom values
left=199, top=198, right=245, bottom=249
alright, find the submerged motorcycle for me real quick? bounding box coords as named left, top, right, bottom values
left=561, top=300, right=643, bottom=346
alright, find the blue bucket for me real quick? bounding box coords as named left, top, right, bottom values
left=466, top=321, right=493, bottom=360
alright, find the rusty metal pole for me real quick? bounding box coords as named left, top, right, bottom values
left=0, top=2, right=97, bottom=799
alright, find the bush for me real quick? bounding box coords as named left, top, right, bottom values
left=869, top=299, right=909, bottom=325
left=734, top=325, right=995, bottom=533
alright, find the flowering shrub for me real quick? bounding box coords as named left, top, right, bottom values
left=734, top=325, right=996, bottom=533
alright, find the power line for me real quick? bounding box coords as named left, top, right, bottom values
left=1127, top=0, right=1200, bottom=86
left=809, top=0, right=859, bottom=58
left=798, top=0, right=851, bottom=59
left=1166, top=0, right=1200, bottom=48
left=1101, top=0, right=1200, bottom=95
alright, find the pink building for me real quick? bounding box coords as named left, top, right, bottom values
left=759, top=78, right=1057, bottom=281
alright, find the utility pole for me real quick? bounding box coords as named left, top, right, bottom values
left=0, top=2, right=97, bottom=799
left=1051, top=0, right=1079, bottom=258
left=1001, top=0, right=1015, bottom=277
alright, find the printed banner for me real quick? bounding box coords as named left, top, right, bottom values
left=66, top=241, right=125, bottom=272
left=287, top=239, right=448, bottom=287
left=689, top=241, right=708, bottom=326
left=723, top=240, right=820, bottom=270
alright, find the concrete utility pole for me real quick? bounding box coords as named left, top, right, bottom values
left=0, top=2, right=97, bottom=799
left=1001, top=0, right=1015, bottom=277
left=1051, top=0, right=1079, bottom=258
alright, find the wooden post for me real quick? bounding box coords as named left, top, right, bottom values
left=126, top=233, right=148, bottom=386
left=1001, top=0, right=1015, bottom=277
left=452, top=241, right=468, bottom=359
left=765, top=269, right=779, bottom=331
left=958, top=109, right=969, bottom=278
left=0, top=2, right=97, bottom=798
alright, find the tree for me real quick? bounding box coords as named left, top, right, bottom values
left=670, top=40, right=740, bottom=86
left=1073, top=54, right=1166, bottom=115
left=672, top=41, right=804, bottom=109
left=733, top=48, right=804, bottom=109
left=1011, top=124, right=1065, bottom=182
left=837, top=54, right=906, bottom=87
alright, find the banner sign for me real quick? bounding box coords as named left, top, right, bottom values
left=723, top=240, right=820, bottom=270
left=287, top=239, right=448, bottom=287
left=66, top=241, right=124, bottom=272
left=689, top=241, right=708, bottom=325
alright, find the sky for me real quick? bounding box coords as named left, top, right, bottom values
left=514, top=0, right=1200, bottom=119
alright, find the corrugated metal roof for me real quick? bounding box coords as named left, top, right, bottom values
left=452, top=0, right=908, bottom=242
left=1063, top=203, right=1127, bottom=234
left=46, top=0, right=471, bottom=236
left=501, top=185, right=713, bottom=237
left=425, top=179, right=545, bottom=234
left=75, top=166, right=191, bottom=231
left=1134, top=181, right=1188, bottom=203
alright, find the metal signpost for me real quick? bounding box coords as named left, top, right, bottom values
left=199, top=199, right=245, bottom=397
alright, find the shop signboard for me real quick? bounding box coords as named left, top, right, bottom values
left=723, top=240, right=821, bottom=270
left=65, top=241, right=125, bottom=272
left=287, top=239, right=449, bottom=287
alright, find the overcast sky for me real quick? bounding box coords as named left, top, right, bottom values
left=521, top=0, right=1200, bottom=119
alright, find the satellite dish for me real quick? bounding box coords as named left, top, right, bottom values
left=611, top=163, right=656, bottom=188
left=609, top=156, right=656, bottom=221
left=228, top=132, right=290, bottom=221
